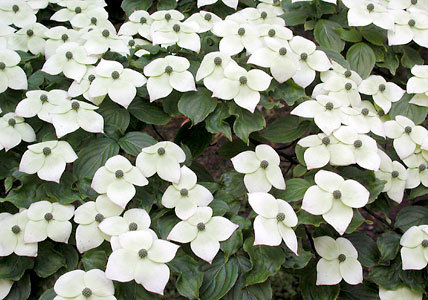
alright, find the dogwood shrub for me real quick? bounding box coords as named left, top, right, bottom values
left=0, top=0, right=427, bottom=299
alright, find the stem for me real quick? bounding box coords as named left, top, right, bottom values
left=305, top=225, right=319, bottom=258
left=152, top=125, right=165, bottom=140
left=362, top=207, right=402, bottom=234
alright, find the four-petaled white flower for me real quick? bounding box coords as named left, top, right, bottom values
left=162, top=166, right=213, bottom=220
left=0, top=0, right=37, bottom=28
left=68, top=66, right=106, bottom=105
left=379, top=287, right=423, bottom=300
left=403, top=152, right=428, bottom=189
left=82, top=27, right=129, bottom=55
left=150, top=10, right=184, bottom=28
left=292, top=0, right=336, bottom=3
left=143, top=55, right=196, bottom=102
left=8, top=23, right=47, bottom=55
left=0, top=279, right=13, bottom=299
left=44, top=26, right=81, bottom=58
left=314, top=236, right=363, bottom=285
left=74, top=194, right=124, bottom=253
left=19, top=140, right=78, bottom=183
left=248, top=192, right=298, bottom=254
left=0, top=112, right=35, bottom=151
left=167, top=207, right=238, bottom=263
left=105, top=230, right=179, bottom=295
left=24, top=200, right=74, bottom=243
left=388, top=9, right=428, bottom=48
left=196, top=51, right=232, bottom=92
left=54, top=269, right=116, bottom=300
left=136, top=141, right=186, bottom=183
left=341, top=101, right=385, bottom=137
left=118, top=10, right=152, bottom=40
left=400, top=225, right=428, bottom=270
left=0, top=48, right=27, bottom=93
left=341, top=0, right=394, bottom=30
left=91, top=155, right=148, bottom=208
left=0, top=210, right=37, bottom=257
left=151, top=21, right=200, bottom=53
left=302, top=170, right=369, bottom=235
left=232, top=144, right=285, bottom=192
left=186, top=11, right=222, bottom=33
left=408, top=65, right=428, bottom=107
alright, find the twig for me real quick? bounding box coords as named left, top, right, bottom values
left=152, top=125, right=165, bottom=140
left=362, top=207, right=403, bottom=234
left=305, top=225, right=319, bottom=258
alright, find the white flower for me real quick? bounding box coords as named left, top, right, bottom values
left=0, top=112, right=35, bottom=151
left=0, top=24, right=15, bottom=48
left=302, top=170, right=369, bottom=235
left=211, top=20, right=263, bottom=55
left=167, top=207, right=238, bottom=263
left=257, top=1, right=284, bottom=16
left=400, top=225, right=428, bottom=270
left=289, top=36, right=331, bottom=87
left=42, top=42, right=98, bottom=82
left=15, top=89, right=70, bottom=123
left=341, top=101, right=385, bottom=137
left=74, top=194, right=124, bottom=253
left=143, top=55, right=196, bottom=102
left=136, top=141, right=186, bottom=183
left=375, top=150, right=408, bottom=203
left=81, top=27, right=129, bottom=55
left=0, top=210, right=37, bottom=257
left=321, top=62, right=362, bottom=86
left=358, top=75, right=404, bottom=113
left=19, top=140, right=78, bottom=183
left=105, top=230, right=179, bottom=295
left=291, top=95, right=346, bottom=135
left=162, top=166, right=213, bottom=220
left=118, top=10, right=152, bottom=40
left=248, top=192, right=298, bottom=253
left=408, top=65, right=428, bottom=107
left=403, top=152, right=428, bottom=188
left=89, top=59, right=146, bottom=108
left=341, top=0, right=394, bottom=30
left=388, top=9, right=428, bottom=48
left=314, top=236, right=363, bottom=285
left=186, top=11, right=222, bottom=33
left=44, top=26, right=81, bottom=58
left=150, top=10, right=184, bottom=28
left=51, top=99, right=104, bottom=138
left=196, top=51, right=232, bottom=92
left=388, top=0, right=428, bottom=10
left=0, top=279, right=13, bottom=299
left=292, top=0, right=336, bottom=3
left=379, top=287, right=423, bottom=300
left=213, top=61, right=272, bottom=112
left=0, top=0, right=37, bottom=28
left=8, top=23, right=47, bottom=55
left=151, top=20, right=200, bottom=53
left=321, top=74, right=361, bottom=107
left=384, top=115, right=428, bottom=159
left=26, top=0, right=49, bottom=10
left=0, top=48, right=27, bottom=93
left=232, top=144, right=285, bottom=192
left=298, top=133, right=355, bottom=169
left=68, top=66, right=106, bottom=105
left=24, top=201, right=74, bottom=243
left=69, top=7, right=112, bottom=30
left=51, top=0, right=97, bottom=23
left=227, top=7, right=285, bottom=26
left=91, top=155, right=148, bottom=208
left=54, top=269, right=116, bottom=300
left=198, top=0, right=238, bottom=9
left=248, top=39, right=299, bottom=83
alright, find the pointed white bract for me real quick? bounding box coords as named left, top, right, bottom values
left=196, top=51, right=232, bottom=92
left=341, top=0, right=394, bottom=30
left=81, top=27, right=129, bottom=55
left=400, top=225, right=428, bottom=270
left=408, top=65, right=428, bottom=107
left=0, top=279, right=13, bottom=299
left=8, top=23, right=47, bottom=55
left=0, top=112, right=35, bottom=151
left=387, top=9, right=428, bottom=48
left=118, top=10, right=152, bottom=40
left=0, top=48, right=27, bottom=93
left=0, top=1, right=37, bottom=28
left=186, top=11, right=222, bottom=33
left=403, top=152, right=428, bottom=189
left=340, top=101, right=385, bottom=137
left=151, top=20, right=200, bottom=53
left=379, top=287, right=423, bottom=300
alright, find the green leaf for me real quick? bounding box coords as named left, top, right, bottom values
left=178, top=88, right=218, bottom=125
left=377, top=231, right=401, bottom=262
left=369, top=260, right=402, bottom=291
left=128, top=97, right=171, bottom=125
left=346, top=42, right=376, bottom=79
left=395, top=206, right=428, bottom=231
left=157, top=0, right=177, bottom=10
left=346, top=232, right=380, bottom=267
left=282, top=245, right=313, bottom=269
left=82, top=250, right=108, bottom=271
left=221, top=229, right=243, bottom=258
left=1, top=175, right=44, bottom=208
left=34, top=242, right=66, bottom=278
left=339, top=281, right=380, bottom=300
left=200, top=255, right=239, bottom=300
left=169, top=252, right=204, bottom=299
left=174, top=123, right=212, bottom=157
left=337, top=28, right=362, bottom=43
left=118, top=132, right=157, bottom=156
left=274, top=178, right=312, bottom=202
left=217, top=171, right=246, bottom=201
left=0, top=255, right=34, bottom=281
left=408, top=185, right=428, bottom=200
left=4, top=273, right=31, bottom=300
left=401, top=46, right=424, bottom=69
left=300, top=263, right=340, bottom=300
left=39, top=288, right=56, bottom=300
left=115, top=281, right=158, bottom=300
left=205, top=103, right=232, bottom=140
left=121, top=0, right=152, bottom=16
left=39, top=172, right=83, bottom=205
left=218, top=139, right=252, bottom=159
left=377, top=51, right=399, bottom=75
left=56, top=243, right=79, bottom=271
left=297, top=210, right=324, bottom=226
left=243, top=237, right=285, bottom=286
left=359, top=26, right=387, bottom=46
left=269, top=81, right=306, bottom=106
left=73, top=138, right=120, bottom=179
left=389, top=93, right=428, bottom=125
left=314, top=20, right=345, bottom=52
left=318, top=47, right=350, bottom=69
left=230, top=106, right=266, bottom=144
left=261, top=116, right=307, bottom=143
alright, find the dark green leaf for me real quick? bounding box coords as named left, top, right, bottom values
left=205, top=103, right=232, bottom=140
left=401, top=46, right=424, bottom=69
left=230, top=106, right=266, bottom=145
left=118, top=132, right=157, bottom=156
left=169, top=252, right=204, bottom=299
left=128, top=97, right=171, bottom=125
left=300, top=263, right=340, bottom=300
left=274, top=178, right=312, bottom=202
left=4, top=273, right=31, bottom=300
left=282, top=245, right=313, bottom=269
left=98, top=101, right=130, bottom=137
left=221, top=229, right=243, bottom=258
left=174, top=123, right=212, bottom=157
left=157, top=0, right=177, bottom=9
left=39, top=288, right=56, bottom=300
left=377, top=231, right=401, bottom=262
left=297, top=210, right=324, bottom=226
left=359, top=26, right=387, bottom=46
left=314, top=20, right=345, bottom=52
left=269, top=81, right=306, bottom=106
left=339, top=281, right=379, bottom=300
left=395, top=206, right=428, bottom=231
left=218, top=139, right=252, bottom=159
left=0, top=255, right=34, bottom=281
left=178, top=88, right=218, bottom=125
left=408, top=185, right=428, bottom=200
left=261, top=116, right=307, bottom=143
left=82, top=250, right=108, bottom=271
left=34, top=242, right=66, bottom=278
left=346, top=43, right=376, bottom=79
left=39, top=172, right=83, bottom=205
left=337, top=28, right=362, bottom=42
left=121, top=0, right=152, bottom=16
left=389, top=93, right=428, bottom=125
left=346, top=232, right=380, bottom=267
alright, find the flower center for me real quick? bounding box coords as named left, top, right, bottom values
left=276, top=212, right=285, bottom=222
left=88, top=74, right=95, bottom=82
left=91, top=17, right=97, bottom=25
left=408, top=19, right=416, bottom=27
left=419, top=164, right=427, bottom=172
left=378, top=84, right=386, bottom=92
left=0, top=62, right=5, bottom=70
left=95, top=213, right=104, bottom=223
left=75, top=6, right=82, bottom=14
left=268, top=29, right=276, bottom=37
left=165, top=13, right=171, bottom=21
left=8, top=118, right=16, bottom=127
left=279, top=47, right=287, bottom=55
left=111, top=71, right=120, bottom=79
left=165, top=65, right=173, bottom=74
left=40, top=94, right=48, bottom=102
left=11, top=225, right=21, bottom=234
left=353, top=139, right=362, bottom=148
left=157, top=147, right=166, bottom=155
left=345, top=82, right=352, bottom=91
left=338, top=254, right=346, bottom=262
left=322, top=137, right=330, bottom=145
left=44, top=212, right=53, bottom=221
left=377, top=109, right=385, bottom=117
left=12, top=4, right=19, bottom=12
left=238, top=27, right=245, bottom=36
left=405, top=126, right=412, bottom=134
left=333, top=190, right=341, bottom=199
left=138, top=248, right=148, bottom=258
left=204, top=13, right=212, bottom=21
left=366, top=3, right=374, bottom=11
left=128, top=39, right=135, bottom=47
left=115, top=170, right=124, bottom=178
left=411, top=0, right=418, bottom=4
left=239, top=76, right=247, bottom=85
left=180, top=188, right=188, bottom=196
left=300, top=52, right=308, bottom=61
left=260, top=160, right=269, bottom=169
left=27, top=29, right=34, bottom=37
left=173, top=24, right=180, bottom=32
left=71, top=101, right=80, bottom=111
left=261, top=11, right=268, bottom=19
left=61, top=33, right=68, bottom=41
left=361, top=108, right=369, bottom=116
left=325, top=102, right=334, bottom=110
left=391, top=170, right=399, bottom=178
left=214, top=56, right=222, bottom=65
left=197, top=222, right=206, bottom=231
left=65, top=51, right=73, bottom=60
left=140, top=17, right=147, bottom=24
left=422, top=239, right=428, bottom=248
left=344, top=70, right=352, bottom=77
left=129, top=222, right=138, bottom=231
left=102, top=29, right=110, bottom=37
left=82, top=288, right=92, bottom=298
left=43, top=147, right=51, bottom=156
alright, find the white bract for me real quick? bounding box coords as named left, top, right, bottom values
left=302, top=170, right=369, bottom=235
left=228, top=7, right=285, bottom=26
left=292, top=0, right=336, bottom=3
left=407, top=65, right=428, bottom=107
left=162, top=166, right=213, bottom=220
left=388, top=0, right=428, bottom=10
left=118, top=10, right=152, bottom=40
left=388, top=9, right=428, bottom=48
left=358, top=75, right=404, bottom=113
left=231, top=144, right=285, bottom=192
left=44, top=26, right=81, bottom=58
left=74, top=194, right=124, bottom=253
left=8, top=23, right=47, bottom=55
left=19, top=140, right=78, bottom=183
left=196, top=51, right=232, bottom=92
left=400, top=225, right=428, bottom=270
left=0, top=0, right=37, bottom=28
left=68, top=66, right=106, bottom=105
left=212, top=61, right=272, bottom=112
left=341, top=101, right=385, bottom=137
left=167, top=207, right=238, bottom=263
left=0, top=48, right=27, bottom=93
left=91, top=155, right=148, bottom=208
left=0, top=279, right=13, bottom=299
left=105, top=231, right=179, bottom=295
left=144, top=55, right=196, bottom=102
left=0, top=210, right=37, bottom=257
left=186, top=11, right=221, bottom=33
left=379, top=287, right=423, bottom=300
left=151, top=21, right=200, bottom=53
left=136, top=141, right=186, bottom=183
left=198, top=0, right=238, bottom=9
left=150, top=10, right=184, bottom=28
left=248, top=192, right=298, bottom=254
left=0, top=112, right=35, bottom=151
left=314, top=236, right=363, bottom=285
left=82, top=27, right=129, bottom=55
left=341, top=0, right=394, bottom=30
left=54, top=269, right=116, bottom=300
left=69, top=7, right=112, bottom=30
left=24, top=200, right=74, bottom=243
left=403, top=152, right=428, bottom=188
